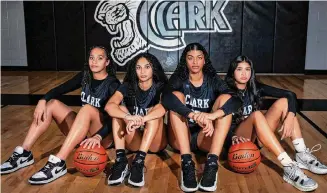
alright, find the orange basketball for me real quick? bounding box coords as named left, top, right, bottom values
left=73, top=145, right=108, bottom=177
left=228, top=141, right=261, bottom=173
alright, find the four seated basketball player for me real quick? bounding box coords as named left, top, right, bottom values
left=223, top=55, right=327, bottom=192
left=1, top=46, right=121, bottom=184
left=1, top=44, right=326, bottom=192
left=104, top=53, right=168, bottom=187
left=161, top=43, right=241, bottom=192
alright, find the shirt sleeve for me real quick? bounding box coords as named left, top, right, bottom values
left=219, top=96, right=242, bottom=116
left=42, top=72, right=83, bottom=102
left=257, top=81, right=297, bottom=114
left=211, top=75, right=242, bottom=115
left=213, top=75, right=235, bottom=95
left=161, top=75, right=193, bottom=118
left=116, top=82, right=128, bottom=97
left=108, top=78, right=121, bottom=97
left=94, top=117, right=112, bottom=139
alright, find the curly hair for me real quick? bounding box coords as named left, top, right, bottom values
left=225, top=55, right=261, bottom=124
left=171, top=42, right=218, bottom=81
left=123, top=52, right=168, bottom=97
left=82, top=45, right=116, bottom=86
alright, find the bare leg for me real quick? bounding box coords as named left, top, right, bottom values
left=197, top=94, right=232, bottom=156
left=167, top=91, right=191, bottom=154
left=265, top=98, right=302, bottom=140
left=234, top=111, right=285, bottom=156
left=22, top=99, right=76, bottom=151
left=56, top=105, right=106, bottom=160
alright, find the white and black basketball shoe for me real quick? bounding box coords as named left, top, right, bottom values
left=29, top=155, right=67, bottom=185
left=1, top=146, right=34, bottom=174
left=108, top=157, right=129, bottom=185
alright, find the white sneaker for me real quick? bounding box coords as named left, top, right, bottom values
left=283, top=162, right=318, bottom=192
left=296, top=144, right=327, bottom=174
left=29, top=155, right=67, bottom=185
left=1, top=146, right=34, bottom=174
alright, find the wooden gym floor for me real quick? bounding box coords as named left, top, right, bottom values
left=1, top=71, right=327, bottom=193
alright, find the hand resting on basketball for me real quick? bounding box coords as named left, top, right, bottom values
left=232, top=135, right=250, bottom=145
left=80, top=134, right=102, bottom=149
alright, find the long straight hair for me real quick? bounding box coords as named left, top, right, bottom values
left=225, top=56, right=261, bottom=122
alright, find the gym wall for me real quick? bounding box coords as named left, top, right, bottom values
left=19, top=1, right=310, bottom=73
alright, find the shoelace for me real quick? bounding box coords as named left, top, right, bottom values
left=183, top=161, right=196, bottom=182
left=40, top=162, right=55, bottom=173
left=111, top=161, right=128, bottom=175
left=131, top=159, right=147, bottom=174
left=304, top=144, right=321, bottom=165
left=289, top=162, right=309, bottom=181
left=8, top=152, right=20, bottom=164
left=203, top=162, right=218, bottom=180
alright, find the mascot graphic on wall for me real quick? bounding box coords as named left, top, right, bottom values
left=95, top=0, right=232, bottom=66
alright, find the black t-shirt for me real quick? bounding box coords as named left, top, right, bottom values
left=117, top=82, right=164, bottom=116
left=231, top=81, right=297, bottom=129
left=161, top=73, right=242, bottom=125
left=43, top=71, right=121, bottom=113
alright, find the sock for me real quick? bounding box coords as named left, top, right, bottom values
left=292, top=138, right=306, bottom=153
left=49, top=155, right=62, bottom=163
left=116, top=149, right=126, bottom=162
left=135, top=150, right=147, bottom=162
left=15, top=146, right=24, bottom=154
left=181, top=154, right=192, bottom=164
left=277, top=152, right=293, bottom=166
left=207, top=154, right=219, bottom=165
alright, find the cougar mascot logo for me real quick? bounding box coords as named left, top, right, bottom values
left=95, top=0, right=232, bottom=66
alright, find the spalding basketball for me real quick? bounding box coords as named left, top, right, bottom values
left=228, top=141, right=261, bottom=173
left=73, top=145, right=108, bottom=177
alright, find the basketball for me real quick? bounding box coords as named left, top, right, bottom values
left=73, top=145, right=108, bottom=177
left=228, top=141, right=261, bottom=173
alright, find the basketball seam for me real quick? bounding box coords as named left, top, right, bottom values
left=75, top=150, right=107, bottom=155
left=228, top=149, right=259, bottom=154
left=73, top=160, right=108, bottom=165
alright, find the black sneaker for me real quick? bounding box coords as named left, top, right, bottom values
left=29, top=155, right=67, bottom=185
left=199, top=160, right=219, bottom=191
left=181, top=160, right=198, bottom=192
left=128, top=159, right=145, bottom=187
left=108, top=158, right=129, bottom=185
left=1, top=146, right=34, bottom=174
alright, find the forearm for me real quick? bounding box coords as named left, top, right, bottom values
left=105, top=103, right=129, bottom=119
left=143, top=104, right=166, bottom=122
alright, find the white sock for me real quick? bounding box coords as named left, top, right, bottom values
left=278, top=152, right=293, bottom=166
left=292, top=138, right=306, bottom=153
left=49, top=155, right=62, bottom=164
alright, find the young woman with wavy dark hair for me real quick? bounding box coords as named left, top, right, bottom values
left=105, top=53, right=168, bottom=187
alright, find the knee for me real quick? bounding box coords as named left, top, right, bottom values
left=47, top=99, right=60, bottom=110
left=275, top=98, right=288, bottom=111
left=172, top=91, right=186, bottom=103
left=251, top=111, right=264, bottom=119
left=213, top=94, right=232, bottom=109
left=79, top=104, right=98, bottom=116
